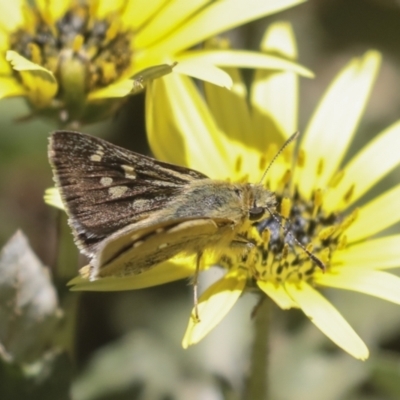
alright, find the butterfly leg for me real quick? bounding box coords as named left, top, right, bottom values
left=229, top=239, right=255, bottom=260
left=228, top=238, right=259, bottom=276
left=193, top=251, right=203, bottom=322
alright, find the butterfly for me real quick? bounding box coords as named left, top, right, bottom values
left=48, top=131, right=324, bottom=288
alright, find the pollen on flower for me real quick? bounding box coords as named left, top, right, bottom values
left=72, top=34, right=84, bottom=52
left=343, top=184, right=355, bottom=204
left=312, top=188, right=323, bottom=217
left=318, top=226, right=336, bottom=241
left=328, top=170, right=345, bottom=188
left=27, top=43, right=42, bottom=64
left=297, top=149, right=306, bottom=168
left=316, top=157, right=324, bottom=176
left=258, top=154, right=269, bottom=173
left=280, top=197, right=291, bottom=219
left=279, top=169, right=292, bottom=187
left=235, top=155, right=243, bottom=173
left=218, top=187, right=358, bottom=287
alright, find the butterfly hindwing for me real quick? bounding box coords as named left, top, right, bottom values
left=91, top=217, right=235, bottom=279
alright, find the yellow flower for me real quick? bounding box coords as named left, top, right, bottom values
left=0, top=0, right=309, bottom=124
left=142, top=23, right=400, bottom=360
left=68, top=22, right=400, bottom=361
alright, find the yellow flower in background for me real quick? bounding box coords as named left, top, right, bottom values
left=0, top=0, right=309, bottom=125
left=143, top=23, right=400, bottom=360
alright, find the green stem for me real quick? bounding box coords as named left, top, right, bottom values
left=245, top=297, right=270, bottom=400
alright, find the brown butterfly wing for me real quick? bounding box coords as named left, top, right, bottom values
left=49, top=131, right=208, bottom=256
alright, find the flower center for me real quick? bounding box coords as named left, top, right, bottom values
left=9, top=3, right=133, bottom=93
left=219, top=187, right=358, bottom=286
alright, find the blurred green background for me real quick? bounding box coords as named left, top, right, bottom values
left=2, top=1, right=400, bottom=399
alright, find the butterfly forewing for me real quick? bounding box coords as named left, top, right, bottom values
left=49, top=131, right=208, bottom=256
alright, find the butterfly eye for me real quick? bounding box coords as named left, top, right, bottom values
left=249, top=206, right=265, bottom=221
left=234, top=188, right=242, bottom=198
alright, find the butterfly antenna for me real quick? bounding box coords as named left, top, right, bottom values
left=264, top=204, right=326, bottom=271
left=256, top=132, right=324, bottom=268
left=258, top=131, right=300, bottom=185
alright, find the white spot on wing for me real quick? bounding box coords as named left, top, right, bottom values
left=100, top=177, right=113, bottom=186
left=91, top=145, right=105, bottom=162
left=122, top=165, right=137, bottom=179
left=90, top=154, right=102, bottom=162
left=109, top=186, right=128, bottom=198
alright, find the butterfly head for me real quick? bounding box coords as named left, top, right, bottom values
left=247, top=184, right=276, bottom=222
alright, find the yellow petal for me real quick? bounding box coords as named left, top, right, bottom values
left=6, top=50, right=58, bottom=108
left=177, top=50, right=313, bottom=78
left=182, top=269, right=246, bottom=348
left=251, top=21, right=299, bottom=141
left=316, top=269, right=400, bottom=305
left=324, top=120, right=400, bottom=212
left=44, top=187, right=64, bottom=210
left=88, top=79, right=135, bottom=100
left=295, top=51, right=381, bottom=200
left=0, top=0, right=24, bottom=31
left=332, top=235, right=400, bottom=269
left=122, top=0, right=169, bottom=30
left=193, top=32, right=302, bottom=185
left=0, top=76, right=25, bottom=98
left=204, top=68, right=253, bottom=146
left=35, top=0, right=70, bottom=23
left=202, top=68, right=278, bottom=183
left=0, top=55, right=12, bottom=74
left=257, top=280, right=298, bottom=309
left=146, top=73, right=232, bottom=177
left=69, top=258, right=194, bottom=291
left=345, top=184, right=400, bottom=242
left=173, top=60, right=232, bottom=88
left=94, top=0, right=126, bottom=19
left=147, top=0, right=306, bottom=56
left=285, top=281, right=369, bottom=360
left=134, top=0, right=209, bottom=48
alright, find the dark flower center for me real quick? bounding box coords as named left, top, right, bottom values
left=218, top=187, right=356, bottom=286
left=10, top=4, right=133, bottom=92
